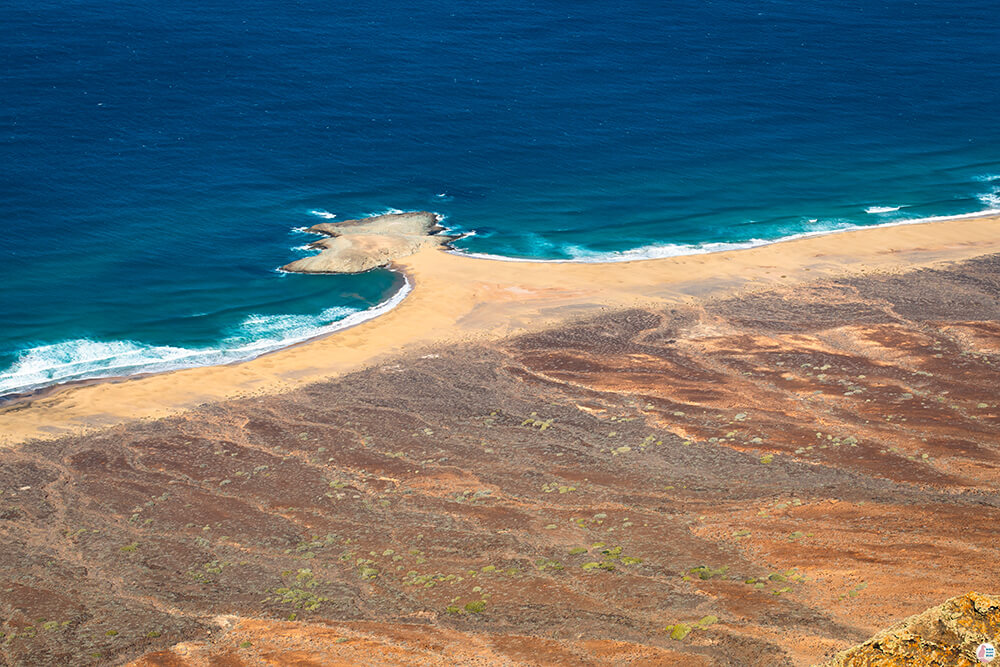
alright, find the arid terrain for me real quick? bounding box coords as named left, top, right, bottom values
left=2, top=252, right=1000, bottom=665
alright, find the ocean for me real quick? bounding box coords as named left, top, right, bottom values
left=3, top=0, right=1000, bottom=396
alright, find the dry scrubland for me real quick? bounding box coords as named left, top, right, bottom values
left=1, top=251, right=1000, bottom=665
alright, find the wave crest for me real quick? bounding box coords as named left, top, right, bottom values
left=0, top=279, right=412, bottom=397
left=451, top=209, right=1000, bottom=264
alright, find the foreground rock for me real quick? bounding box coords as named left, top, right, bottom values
left=281, top=211, right=456, bottom=274
left=823, top=593, right=1000, bottom=666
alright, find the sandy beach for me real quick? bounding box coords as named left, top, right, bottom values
left=9, top=1, right=1000, bottom=662
left=3, top=213, right=999, bottom=447
left=2, top=212, right=1000, bottom=665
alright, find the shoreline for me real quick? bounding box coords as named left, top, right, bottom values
left=1, top=211, right=999, bottom=446
left=12, top=232, right=1000, bottom=667
left=5, top=207, right=998, bottom=404
left=447, top=207, right=1000, bottom=263
left=0, top=274, right=414, bottom=409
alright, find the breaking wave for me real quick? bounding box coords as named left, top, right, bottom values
left=451, top=209, right=1000, bottom=264
left=0, top=277, right=412, bottom=397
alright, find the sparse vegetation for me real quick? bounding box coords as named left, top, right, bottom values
left=266, top=569, right=329, bottom=611
left=687, top=565, right=727, bottom=580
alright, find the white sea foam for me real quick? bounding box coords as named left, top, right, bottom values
left=449, top=209, right=1000, bottom=264
left=368, top=207, right=405, bottom=216
left=0, top=277, right=412, bottom=397
left=865, top=205, right=906, bottom=214
left=979, top=191, right=1000, bottom=209
left=970, top=174, right=1000, bottom=207
left=308, top=209, right=337, bottom=219
left=454, top=238, right=774, bottom=263
left=0, top=340, right=218, bottom=396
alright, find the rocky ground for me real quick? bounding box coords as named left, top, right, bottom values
left=822, top=592, right=1000, bottom=666
left=280, top=211, right=455, bottom=274
left=2, top=255, right=999, bottom=666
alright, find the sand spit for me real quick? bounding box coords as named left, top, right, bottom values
left=3, top=251, right=1000, bottom=665
left=1, top=213, right=999, bottom=446
left=281, top=211, right=457, bottom=274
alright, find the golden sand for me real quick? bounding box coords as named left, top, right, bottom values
left=2, top=213, right=998, bottom=446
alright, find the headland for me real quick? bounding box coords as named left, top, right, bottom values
left=280, top=211, right=458, bottom=274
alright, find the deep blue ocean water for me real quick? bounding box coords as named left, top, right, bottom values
left=3, top=1, right=1000, bottom=395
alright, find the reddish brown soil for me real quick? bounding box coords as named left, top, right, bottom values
left=2, top=256, right=1000, bottom=666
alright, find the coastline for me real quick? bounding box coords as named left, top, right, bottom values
left=1, top=211, right=999, bottom=447
left=5, top=208, right=997, bottom=404
left=447, top=207, right=1000, bottom=263
left=0, top=276, right=414, bottom=408
left=5, top=210, right=1000, bottom=666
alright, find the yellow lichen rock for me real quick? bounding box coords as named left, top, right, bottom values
left=822, top=592, right=1000, bottom=666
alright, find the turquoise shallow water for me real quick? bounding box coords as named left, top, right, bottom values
left=2, top=0, right=1000, bottom=396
